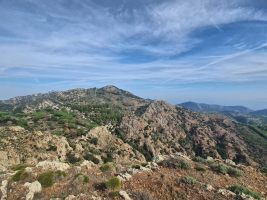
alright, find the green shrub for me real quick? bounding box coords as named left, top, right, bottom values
left=210, top=163, right=228, bottom=174
left=12, top=169, right=29, bottom=182
left=37, top=170, right=66, bottom=188
left=195, top=164, right=206, bottom=172
left=228, top=185, right=261, bottom=200
left=181, top=176, right=198, bottom=185
left=32, top=111, right=46, bottom=121
left=159, top=158, right=191, bottom=170
left=90, top=137, right=98, bottom=145
left=83, top=175, right=89, bottom=183
left=100, top=162, right=115, bottom=172
left=66, top=152, right=81, bottom=164
left=105, top=177, right=121, bottom=191
left=177, top=159, right=191, bottom=169
left=227, top=167, right=242, bottom=177
left=210, top=163, right=242, bottom=177
left=84, top=153, right=100, bottom=164
left=193, top=156, right=207, bottom=163
left=38, top=171, right=54, bottom=187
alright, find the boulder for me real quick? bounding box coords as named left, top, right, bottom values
left=24, top=181, right=42, bottom=200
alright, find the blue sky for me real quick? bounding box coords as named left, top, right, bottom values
left=0, top=0, right=267, bottom=109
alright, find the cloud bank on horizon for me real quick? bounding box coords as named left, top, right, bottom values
left=0, top=0, right=267, bottom=109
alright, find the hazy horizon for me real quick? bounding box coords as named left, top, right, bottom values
left=0, top=0, right=267, bottom=109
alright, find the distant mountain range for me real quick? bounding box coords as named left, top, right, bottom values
left=178, top=101, right=254, bottom=114
left=250, top=109, right=267, bottom=116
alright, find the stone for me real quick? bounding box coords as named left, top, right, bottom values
left=65, top=195, right=76, bottom=200
left=24, top=181, right=42, bottom=200
left=206, top=184, right=214, bottom=191
left=119, top=190, right=132, bottom=200
left=0, top=180, right=8, bottom=200
left=218, top=189, right=236, bottom=197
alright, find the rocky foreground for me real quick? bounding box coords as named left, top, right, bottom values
left=0, top=126, right=266, bottom=200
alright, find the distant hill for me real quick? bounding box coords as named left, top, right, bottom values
left=250, top=109, right=267, bottom=116
left=178, top=101, right=253, bottom=114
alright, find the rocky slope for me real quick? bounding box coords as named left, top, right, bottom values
left=0, top=86, right=266, bottom=199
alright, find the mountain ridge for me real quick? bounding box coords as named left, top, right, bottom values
left=178, top=101, right=254, bottom=114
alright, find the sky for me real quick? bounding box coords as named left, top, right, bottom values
left=0, top=0, right=267, bottom=109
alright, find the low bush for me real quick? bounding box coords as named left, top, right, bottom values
left=159, top=158, right=191, bottom=170
left=210, top=163, right=242, bottom=177
left=12, top=169, right=29, bottom=182
left=105, top=177, right=121, bottom=191
left=210, top=163, right=228, bottom=174
left=193, top=156, right=207, bottom=163
left=84, top=153, right=100, bottom=164
left=100, top=162, right=115, bottom=172
left=66, top=152, right=81, bottom=164
left=89, top=137, right=98, bottom=145
left=227, top=167, right=242, bottom=177
left=37, top=170, right=66, bottom=188
left=181, top=176, right=198, bottom=185
left=228, top=185, right=261, bottom=200
left=195, top=164, right=206, bottom=172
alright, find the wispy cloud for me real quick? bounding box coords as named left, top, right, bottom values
left=0, top=0, right=267, bottom=108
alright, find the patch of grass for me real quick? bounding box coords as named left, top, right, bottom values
left=195, top=164, right=206, bottom=172
left=100, top=162, right=115, bottom=172
left=181, top=176, right=198, bottom=185
left=12, top=169, right=29, bottom=182
left=105, top=177, right=121, bottom=191
left=84, top=153, right=100, bottom=164
left=228, top=185, right=261, bottom=200
left=210, top=163, right=242, bottom=177
left=37, top=170, right=66, bottom=188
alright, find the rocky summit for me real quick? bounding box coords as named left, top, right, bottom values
left=0, top=86, right=266, bottom=200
